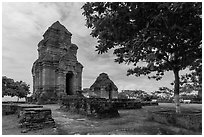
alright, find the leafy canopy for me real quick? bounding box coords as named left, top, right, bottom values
left=118, top=89, right=151, bottom=100
left=2, top=76, right=30, bottom=98
left=82, top=2, right=202, bottom=80
left=180, top=59, right=202, bottom=92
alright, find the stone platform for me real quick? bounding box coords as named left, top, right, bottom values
left=3, top=103, right=56, bottom=131
left=19, top=107, right=55, bottom=130
left=17, top=104, right=43, bottom=117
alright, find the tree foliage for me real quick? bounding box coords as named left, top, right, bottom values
left=119, top=90, right=150, bottom=100
left=169, top=58, right=202, bottom=95
left=180, top=59, right=202, bottom=93
left=2, top=76, right=30, bottom=99
left=82, top=2, right=201, bottom=77
left=151, top=87, right=174, bottom=100
left=2, top=76, right=16, bottom=97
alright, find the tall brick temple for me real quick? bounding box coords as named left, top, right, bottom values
left=32, top=21, right=83, bottom=103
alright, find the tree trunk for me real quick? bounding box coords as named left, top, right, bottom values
left=173, top=69, right=181, bottom=113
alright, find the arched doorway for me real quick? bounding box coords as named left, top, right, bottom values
left=66, top=71, right=74, bottom=95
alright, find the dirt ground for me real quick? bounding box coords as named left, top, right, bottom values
left=2, top=103, right=202, bottom=135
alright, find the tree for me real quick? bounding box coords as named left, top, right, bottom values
left=2, top=76, right=30, bottom=101
left=117, top=89, right=150, bottom=100
left=2, top=76, right=16, bottom=97
left=179, top=59, right=202, bottom=95
left=159, top=87, right=174, bottom=95
left=170, top=58, right=202, bottom=99
left=15, top=81, right=30, bottom=101
left=151, top=87, right=174, bottom=101
left=82, top=2, right=202, bottom=113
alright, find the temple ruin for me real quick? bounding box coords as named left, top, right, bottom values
left=31, top=21, right=83, bottom=103
left=89, top=73, right=118, bottom=99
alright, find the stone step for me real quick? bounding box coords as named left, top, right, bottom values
left=17, top=104, right=43, bottom=117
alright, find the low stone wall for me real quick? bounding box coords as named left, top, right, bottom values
left=61, top=96, right=119, bottom=118
left=2, top=104, right=18, bottom=115
left=148, top=110, right=202, bottom=132
left=19, top=108, right=55, bottom=130
left=141, top=101, right=159, bottom=106
left=111, top=99, right=142, bottom=109
left=2, top=103, right=44, bottom=116
left=190, top=101, right=202, bottom=104
left=3, top=101, right=27, bottom=104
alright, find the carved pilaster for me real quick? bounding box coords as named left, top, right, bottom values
left=57, top=70, right=65, bottom=91
left=33, top=76, right=35, bottom=94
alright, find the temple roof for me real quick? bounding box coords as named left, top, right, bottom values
left=90, top=73, right=118, bottom=91
left=50, top=21, right=72, bottom=35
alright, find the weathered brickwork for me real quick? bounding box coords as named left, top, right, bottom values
left=32, top=21, right=83, bottom=104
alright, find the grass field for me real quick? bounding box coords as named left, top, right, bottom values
left=2, top=103, right=202, bottom=135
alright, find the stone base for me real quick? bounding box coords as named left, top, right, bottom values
left=19, top=108, right=55, bottom=130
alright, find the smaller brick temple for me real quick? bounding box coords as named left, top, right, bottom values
left=89, top=73, right=118, bottom=99
left=31, top=21, right=83, bottom=103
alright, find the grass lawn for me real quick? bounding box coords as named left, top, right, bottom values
left=2, top=103, right=202, bottom=135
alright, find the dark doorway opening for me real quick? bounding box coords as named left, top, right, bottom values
left=66, top=71, right=74, bottom=95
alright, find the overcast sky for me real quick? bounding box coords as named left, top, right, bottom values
left=2, top=2, right=189, bottom=93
